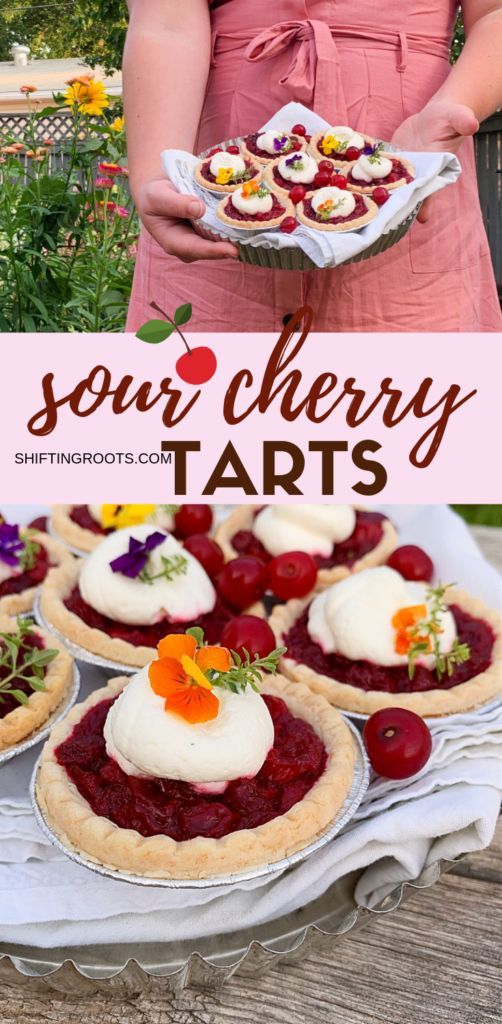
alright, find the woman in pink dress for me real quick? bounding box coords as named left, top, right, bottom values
left=124, top=0, right=502, bottom=332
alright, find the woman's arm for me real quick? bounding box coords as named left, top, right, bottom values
left=124, top=0, right=237, bottom=262
left=392, top=0, right=502, bottom=222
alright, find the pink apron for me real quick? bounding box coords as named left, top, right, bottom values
left=127, top=0, right=502, bottom=332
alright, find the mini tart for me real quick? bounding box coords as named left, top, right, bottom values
left=216, top=191, right=294, bottom=230
left=194, top=156, right=261, bottom=194
left=309, top=131, right=375, bottom=163
left=35, top=672, right=358, bottom=879
left=269, top=589, right=502, bottom=718
left=215, top=505, right=397, bottom=589
left=297, top=191, right=377, bottom=232
left=0, top=619, right=73, bottom=753
left=40, top=558, right=265, bottom=668
left=51, top=504, right=110, bottom=553
left=263, top=156, right=329, bottom=198
left=345, top=154, right=415, bottom=194
left=0, top=530, right=74, bottom=616
left=241, top=132, right=306, bottom=165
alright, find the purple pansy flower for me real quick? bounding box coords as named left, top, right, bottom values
left=110, top=531, right=166, bottom=578
left=0, top=523, right=24, bottom=567
left=363, top=144, right=375, bottom=155
left=285, top=153, right=302, bottom=167
left=274, top=134, right=289, bottom=153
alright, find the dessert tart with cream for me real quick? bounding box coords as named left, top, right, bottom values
left=309, top=126, right=375, bottom=164
left=216, top=505, right=397, bottom=587
left=40, top=525, right=263, bottom=668
left=194, top=150, right=261, bottom=193
left=51, top=504, right=209, bottom=554
left=0, top=520, right=73, bottom=616
left=297, top=186, right=377, bottom=232
left=346, top=145, right=415, bottom=194
left=264, top=152, right=327, bottom=197
left=241, top=128, right=306, bottom=165
left=216, top=180, right=294, bottom=230
left=269, top=567, right=501, bottom=717
left=35, top=630, right=358, bottom=879
left=0, top=616, right=73, bottom=754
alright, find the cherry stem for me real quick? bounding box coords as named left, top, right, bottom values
left=150, top=301, right=192, bottom=355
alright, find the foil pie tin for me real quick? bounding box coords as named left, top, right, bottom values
left=345, top=696, right=502, bottom=728
left=30, top=719, right=369, bottom=889
left=33, top=595, right=137, bottom=676
left=0, top=663, right=81, bottom=767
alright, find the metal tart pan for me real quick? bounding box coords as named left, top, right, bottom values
left=33, top=595, right=138, bottom=676
left=344, top=696, right=502, bottom=728
left=0, top=663, right=81, bottom=767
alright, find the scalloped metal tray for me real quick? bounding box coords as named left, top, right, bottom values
left=0, top=663, right=80, bottom=767
left=346, top=696, right=502, bottom=728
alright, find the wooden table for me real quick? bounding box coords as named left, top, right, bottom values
left=3, top=526, right=501, bottom=1024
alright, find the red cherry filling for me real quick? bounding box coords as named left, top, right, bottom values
left=199, top=157, right=256, bottom=185
left=70, top=505, right=110, bottom=535
left=0, top=544, right=50, bottom=598
left=301, top=194, right=368, bottom=226
left=244, top=132, right=303, bottom=157
left=55, top=694, right=327, bottom=840
left=347, top=159, right=413, bottom=188
left=283, top=605, right=495, bottom=693
left=226, top=193, right=287, bottom=222
left=63, top=587, right=238, bottom=647
left=231, top=511, right=386, bottom=570
left=272, top=167, right=315, bottom=194
left=0, top=633, right=46, bottom=719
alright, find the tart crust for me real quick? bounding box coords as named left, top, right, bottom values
left=269, top=589, right=502, bottom=717
left=309, top=132, right=375, bottom=162
left=216, top=193, right=295, bottom=230
left=296, top=193, right=377, bottom=232
left=194, top=159, right=261, bottom=194
left=35, top=672, right=358, bottom=879
left=0, top=618, right=74, bottom=752
left=241, top=136, right=306, bottom=166
left=215, top=505, right=398, bottom=589
left=263, top=158, right=322, bottom=198
left=39, top=557, right=265, bottom=669
left=0, top=530, right=74, bottom=616
left=345, top=154, right=415, bottom=194
left=51, top=505, right=102, bottom=554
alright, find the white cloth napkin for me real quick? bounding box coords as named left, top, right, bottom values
left=0, top=505, right=500, bottom=948
left=161, top=101, right=461, bottom=269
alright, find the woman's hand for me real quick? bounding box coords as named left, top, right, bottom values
left=135, top=178, right=239, bottom=263
left=391, top=99, right=478, bottom=222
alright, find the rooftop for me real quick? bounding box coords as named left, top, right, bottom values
left=0, top=57, right=122, bottom=112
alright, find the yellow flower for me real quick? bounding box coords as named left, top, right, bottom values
left=215, top=167, right=234, bottom=185
left=321, top=134, right=343, bottom=156
left=110, top=115, right=125, bottom=132
left=64, top=79, right=109, bottom=116
left=100, top=504, right=157, bottom=529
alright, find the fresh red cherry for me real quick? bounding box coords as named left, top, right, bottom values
left=292, top=123, right=307, bottom=137
left=331, top=173, right=347, bottom=189
left=363, top=708, right=432, bottom=779
left=267, top=551, right=317, bottom=600
left=207, top=148, right=222, bottom=157
left=387, top=545, right=434, bottom=583
left=313, top=170, right=332, bottom=188
left=221, top=614, right=276, bottom=660
left=318, top=159, right=334, bottom=173
left=183, top=533, right=224, bottom=578
left=174, top=504, right=213, bottom=537
left=217, top=556, right=268, bottom=609
left=372, top=186, right=390, bottom=206
left=226, top=145, right=240, bottom=154
left=288, top=185, right=307, bottom=205
left=291, top=140, right=303, bottom=151
left=345, top=146, right=361, bottom=161
left=176, top=346, right=217, bottom=385
left=280, top=216, right=298, bottom=233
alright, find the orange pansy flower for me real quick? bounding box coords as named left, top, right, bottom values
left=391, top=604, right=430, bottom=655
left=149, top=634, right=231, bottom=724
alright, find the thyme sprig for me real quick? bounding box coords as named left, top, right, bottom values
left=367, top=142, right=385, bottom=164
left=185, top=626, right=286, bottom=694
left=0, top=618, right=58, bottom=707
left=139, top=553, right=188, bottom=585
left=406, top=583, right=471, bottom=681
left=18, top=531, right=41, bottom=572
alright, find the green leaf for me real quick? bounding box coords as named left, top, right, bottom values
left=135, top=320, right=174, bottom=344
left=186, top=626, right=205, bottom=647
left=9, top=690, right=30, bottom=706
left=174, top=303, right=192, bottom=326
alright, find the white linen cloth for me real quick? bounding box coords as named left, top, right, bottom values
left=0, top=505, right=500, bottom=947
left=161, top=102, right=461, bottom=269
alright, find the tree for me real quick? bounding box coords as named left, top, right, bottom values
left=0, top=0, right=128, bottom=73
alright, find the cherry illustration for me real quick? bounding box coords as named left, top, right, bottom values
left=147, top=301, right=217, bottom=385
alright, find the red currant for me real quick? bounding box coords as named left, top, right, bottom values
left=331, top=173, right=347, bottom=189
left=280, top=216, right=297, bottom=233
left=363, top=709, right=432, bottom=780
left=267, top=551, right=317, bottom=600
left=288, top=185, right=307, bottom=205
left=221, top=614, right=276, bottom=660
left=292, top=123, right=307, bottom=137
left=387, top=545, right=434, bottom=583
left=372, top=186, right=390, bottom=206
left=174, top=504, right=213, bottom=538
left=183, top=534, right=224, bottom=578
left=313, top=171, right=332, bottom=188
left=216, top=556, right=268, bottom=609
left=345, top=146, right=361, bottom=161
left=318, top=160, right=334, bottom=173
left=226, top=145, right=240, bottom=154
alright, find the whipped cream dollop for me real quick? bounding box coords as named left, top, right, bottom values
left=325, top=126, right=365, bottom=150
left=311, top=186, right=356, bottom=218
left=79, top=525, right=215, bottom=625
left=232, top=185, right=273, bottom=214
left=351, top=154, right=393, bottom=183
left=104, top=665, right=274, bottom=791
left=256, top=129, right=293, bottom=155
left=308, top=567, right=457, bottom=668
left=209, top=151, right=246, bottom=176
left=253, top=505, right=356, bottom=557
left=277, top=152, right=317, bottom=184
left=87, top=505, right=174, bottom=532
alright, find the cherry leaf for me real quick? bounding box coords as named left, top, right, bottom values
left=174, top=303, right=192, bottom=326
left=136, top=320, right=174, bottom=344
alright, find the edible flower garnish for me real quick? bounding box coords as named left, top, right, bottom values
left=392, top=583, right=471, bottom=681
left=241, top=180, right=270, bottom=199
left=0, top=523, right=40, bottom=571
left=148, top=627, right=286, bottom=723
left=0, top=617, right=59, bottom=708
left=109, top=530, right=166, bottom=578
left=321, top=134, right=348, bottom=155
left=215, top=166, right=234, bottom=185
left=285, top=154, right=304, bottom=170
left=317, top=197, right=345, bottom=221
left=367, top=142, right=385, bottom=164
left=100, top=504, right=157, bottom=529
left=363, top=143, right=375, bottom=155
left=273, top=134, right=291, bottom=153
